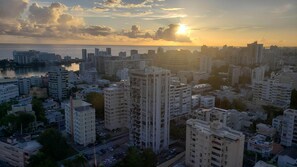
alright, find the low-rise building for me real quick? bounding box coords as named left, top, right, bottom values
left=185, top=119, right=244, bottom=167
left=277, top=148, right=297, bottom=167
left=0, top=84, right=19, bottom=103
left=200, top=95, right=215, bottom=109
left=192, top=84, right=212, bottom=94
left=272, top=115, right=283, bottom=133
left=247, top=134, right=273, bottom=157
left=256, top=123, right=276, bottom=137
left=0, top=137, right=41, bottom=167
left=9, top=103, right=33, bottom=115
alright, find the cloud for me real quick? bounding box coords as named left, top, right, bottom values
left=121, top=25, right=152, bottom=38
left=154, top=24, right=191, bottom=42
left=0, top=0, right=28, bottom=19
left=120, top=24, right=191, bottom=42
left=81, top=26, right=113, bottom=36
left=161, top=8, right=183, bottom=11
left=96, top=0, right=163, bottom=9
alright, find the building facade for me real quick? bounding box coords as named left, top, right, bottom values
left=0, top=84, right=19, bottom=103
left=185, top=119, right=244, bottom=167
left=281, top=109, right=297, bottom=147
left=48, top=67, right=68, bottom=101
left=129, top=67, right=170, bottom=153
left=65, top=99, right=96, bottom=146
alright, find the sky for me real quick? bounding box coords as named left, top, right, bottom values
left=0, top=0, right=296, bottom=46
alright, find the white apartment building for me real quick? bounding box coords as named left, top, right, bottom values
left=18, top=78, right=31, bottom=95
left=48, top=67, right=68, bottom=101
left=229, top=65, right=241, bottom=86
left=253, top=79, right=292, bottom=109
left=200, top=95, right=215, bottom=109
left=104, top=81, right=129, bottom=130
left=281, top=109, right=297, bottom=147
left=129, top=67, right=170, bottom=153
left=200, top=55, right=212, bottom=73
left=251, top=66, right=266, bottom=83
left=192, top=94, right=201, bottom=108
left=65, top=99, right=96, bottom=146
left=169, top=80, right=191, bottom=119
left=247, top=134, right=273, bottom=157
left=0, top=138, right=41, bottom=167
left=272, top=115, right=283, bottom=133
left=185, top=119, right=244, bottom=167
left=0, top=84, right=19, bottom=103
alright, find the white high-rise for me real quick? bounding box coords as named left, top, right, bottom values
left=48, top=67, right=68, bottom=101
left=65, top=99, right=96, bottom=146
left=281, top=109, right=297, bottom=147
left=18, top=78, right=31, bottom=95
left=104, top=81, right=130, bottom=130
left=185, top=119, right=245, bottom=167
left=129, top=67, right=170, bottom=153
left=169, top=80, right=191, bottom=119
left=251, top=66, right=266, bottom=83
left=200, top=56, right=212, bottom=73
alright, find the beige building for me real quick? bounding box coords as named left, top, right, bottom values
left=65, top=99, right=96, bottom=146
left=104, top=81, right=130, bottom=130
left=185, top=119, right=245, bottom=167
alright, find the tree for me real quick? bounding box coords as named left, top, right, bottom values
left=290, top=89, right=297, bottom=109
left=232, top=99, right=247, bottom=111
left=85, top=92, right=104, bottom=119
left=142, top=149, right=157, bottom=167
left=37, top=128, right=71, bottom=161
left=32, top=98, right=46, bottom=122
left=29, top=152, right=57, bottom=167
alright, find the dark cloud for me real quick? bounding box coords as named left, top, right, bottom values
left=81, top=26, right=113, bottom=36
left=154, top=24, right=191, bottom=42
left=121, top=25, right=152, bottom=38
left=0, top=0, right=28, bottom=19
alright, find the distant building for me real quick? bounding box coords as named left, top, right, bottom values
left=185, top=119, right=244, bottom=167
left=281, top=109, right=297, bottom=147
left=104, top=81, right=130, bottom=130
left=229, top=65, right=241, bottom=86
left=95, top=48, right=99, bottom=56
left=65, top=99, right=96, bottom=146
left=13, top=50, right=61, bottom=65
left=106, top=48, right=112, bottom=55
left=0, top=137, right=41, bottom=167
left=0, top=84, right=19, bottom=103
left=48, top=67, right=68, bottom=101
left=199, top=55, right=212, bottom=73
left=192, top=83, right=211, bottom=94
left=251, top=66, right=266, bottom=83
left=130, top=49, right=138, bottom=56
left=119, top=51, right=127, bottom=58
left=18, top=78, right=31, bottom=95
left=82, top=49, right=87, bottom=61
left=169, top=80, right=191, bottom=119
left=272, top=115, right=283, bottom=133
left=129, top=67, right=170, bottom=153
left=247, top=41, right=263, bottom=65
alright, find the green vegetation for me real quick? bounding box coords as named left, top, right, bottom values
left=0, top=101, right=17, bottom=119
left=32, top=98, right=46, bottom=122
left=102, top=75, right=120, bottom=82
left=200, top=75, right=226, bottom=90
left=0, top=113, right=35, bottom=136
left=85, top=92, right=104, bottom=119
left=116, top=147, right=157, bottom=167
left=62, top=154, right=87, bottom=167
left=290, top=89, right=297, bottom=109
left=29, top=128, right=77, bottom=167
left=262, top=105, right=283, bottom=124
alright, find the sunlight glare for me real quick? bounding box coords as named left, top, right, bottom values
left=176, top=24, right=188, bottom=35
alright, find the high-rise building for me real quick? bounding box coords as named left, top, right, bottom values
left=48, top=67, right=68, bottom=101
left=104, top=81, right=130, bottom=130
left=65, top=99, right=96, bottom=146
left=185, top=119, right=245, bottom=167
left=106, top=48, right=112, bottom=55
left=229, top=65, right=241, bottom=86
left=18, top=78, right=31, bottom=95
left=87, top=53, right=95, bottom=62
left=253, top=79, right=292, bottom=109
left=82, top=49, right=87, bottom=61
left=199, top=55, right=212, bottom=73
left=119, top=51, right=126, bottom=58
left=130, top=49, right=138, bottom=56
left=281, top=109, right=297, bottom=147
left=95, top=48, right=99, bottom=56
left=247, top=41, right=263, bottom=65
left=129, top=67, right=170, bottom=153
left=169, top=80, right=191, bottom=119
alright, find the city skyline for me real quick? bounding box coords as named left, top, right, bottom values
left=0, top=0, right=296, bottom=46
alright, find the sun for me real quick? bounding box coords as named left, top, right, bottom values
left=176, top=24, right=188, bottom=35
